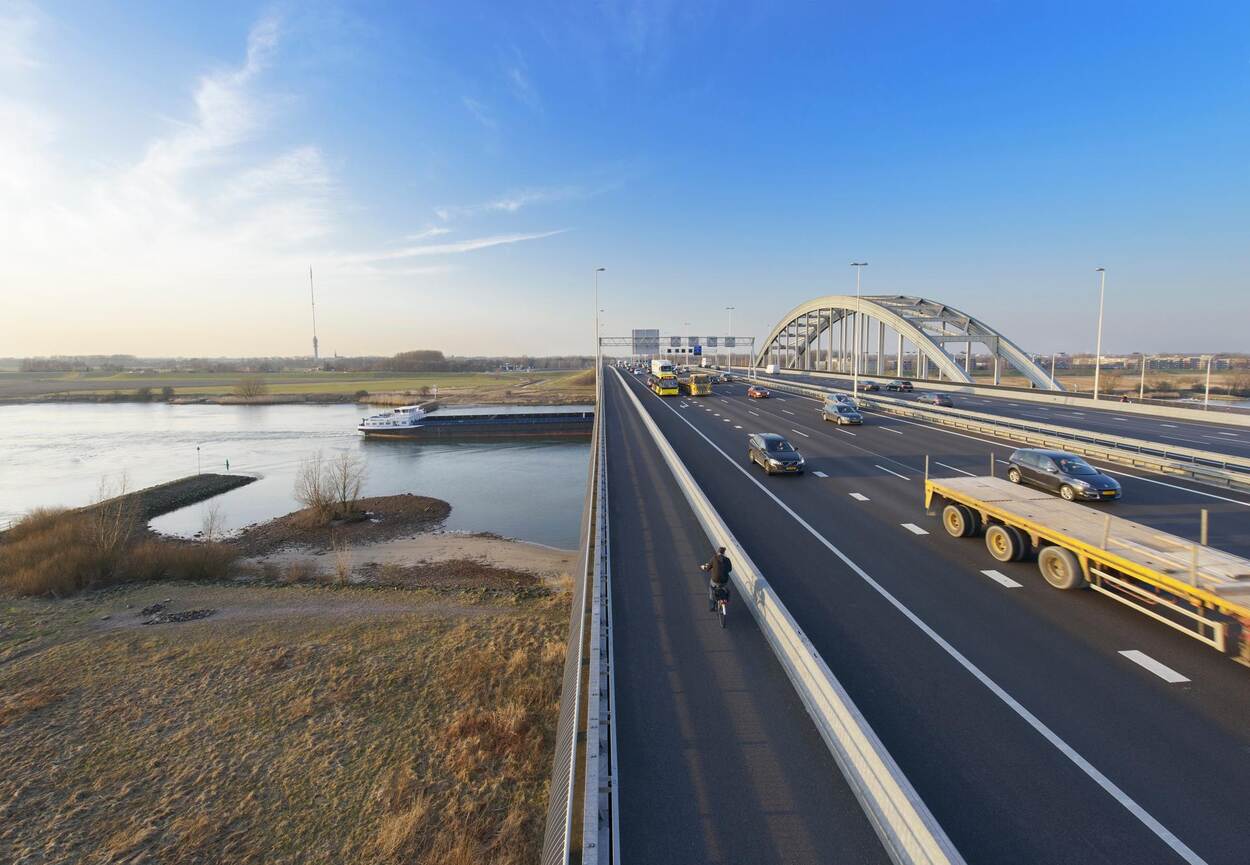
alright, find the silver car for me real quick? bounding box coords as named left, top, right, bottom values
left=822, top=399, right=863, bottom=425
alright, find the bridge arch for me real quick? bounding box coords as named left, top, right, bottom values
left=754, top=295, right=1061, bottom=390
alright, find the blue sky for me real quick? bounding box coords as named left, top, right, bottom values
left=2, top=1, right=1247, bottom=357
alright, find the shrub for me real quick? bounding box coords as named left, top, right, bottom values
left=355, top=389, right=369, bottom=400
left=234, top=375, right=268, bottom=399
left=135, top=386, right=153, bottom=401
left=161, top=386, right=175, bottom=401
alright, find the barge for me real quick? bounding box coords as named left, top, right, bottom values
left=358, top=403, right=594, bottom=439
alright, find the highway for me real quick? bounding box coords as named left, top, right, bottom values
left=767, top=370, right=1250, bottom=461
left=612, top=366, right=1250, bottom=865
left=603, top=374, right=889, bottom=864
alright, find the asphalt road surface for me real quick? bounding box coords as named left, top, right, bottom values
left=767, top=370, right=1250, bottom=462
left=613, top=366, right=1250, bottom=865
left=604, top=373, right=888, bottom=865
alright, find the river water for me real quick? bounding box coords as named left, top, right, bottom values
left=0, top=403, right=590, bottom=549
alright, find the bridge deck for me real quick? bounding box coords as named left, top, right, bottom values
left=604, top=372, right=887, bottom=865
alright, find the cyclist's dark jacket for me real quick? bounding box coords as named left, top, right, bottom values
left=706, top=553, right=732, bottom=585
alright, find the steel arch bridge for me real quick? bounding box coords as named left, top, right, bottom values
left=755, top=295, right=1062, bottom=390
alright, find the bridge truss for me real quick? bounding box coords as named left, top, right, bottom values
left=754, top=295, right=1062, bottom=390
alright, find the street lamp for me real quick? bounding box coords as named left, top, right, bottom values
left=1093, top=267, right=1106, bottom=401
left=1205, top=356, right=1214, bottom=409
left=725, top=306, right=735, bottom=373
left=593, top=267, right=605, bottom=367
left=851, top=262, right=868, bottom=394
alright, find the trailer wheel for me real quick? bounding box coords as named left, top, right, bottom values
left=942, top=504, right=976, bottom=538
left=985, top=524, right=1026, bottom=562
left=1038, top=546, right=1086, bottom=590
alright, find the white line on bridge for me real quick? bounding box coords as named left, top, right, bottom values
left=981, top=569, right=1022, bottom=588
left=936, top=462, right=975, bottom=476
left=734, top=425, right=742, bottom=429
left=782, top=409, right=795, bottom=415
left=875, top=464, right=911, bottom=480
left=901, top=523, right=929, bottom=535
left=883, top=427, right=903, bottom=435
left=791, top=428, right=810, bottom=437
left=837, top=428, right=857, bottom=436
left=849, top=492, right=870, bottom=501
left=1161, top=424, right=1177, bottom=428
left=748, top=410, right=760, bottom=417
left=1215, top=432, right=1239, bottom=437
left=1118, top=650, right=1189, bottom=683
left=812, top=470, right=829, bottom=478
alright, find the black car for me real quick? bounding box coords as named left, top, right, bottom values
left=886, top=379, right=913, bottom=392
left=857, top=381, right=880, bottom=392
left=747, top=433, right=805, bottom=475
left=1007, top=449, right=1122, bottom=501
left=917, top=392, right=953, bottom=407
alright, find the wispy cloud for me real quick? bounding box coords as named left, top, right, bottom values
left=339, top=230, right=566, bottom=264
left=462, top=96, right=497, bottom=129
left=0, top=0, right=40, bottom=69
left=405, top=226, right=453, bottom=241
left=505, top=48, right=540, bottom=110
left=435, top=184, right=610, bottom=221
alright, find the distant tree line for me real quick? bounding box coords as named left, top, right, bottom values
left=13, top=351, right=593, bottom=374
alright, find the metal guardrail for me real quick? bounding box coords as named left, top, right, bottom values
left=540, top=367, right=602, bottom=865
left=749, top=374, right=1250, bottom=493
left=613, top=367, right=964, bottom=865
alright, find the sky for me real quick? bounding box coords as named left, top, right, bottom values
left=2, top=1, right=1248, bottom=358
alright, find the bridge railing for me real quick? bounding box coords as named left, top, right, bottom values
left=748, top=374, right=1250, bottom=492
left=541, top=364, right=616, bottom=865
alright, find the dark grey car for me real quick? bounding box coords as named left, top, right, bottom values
left=917, top=392, right=953, bottom=407
left=747, top=433, right=805, bottom=475
left=1007, top=448, right=1121, bottom=501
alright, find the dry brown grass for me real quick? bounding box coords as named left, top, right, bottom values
left=0, top=580, right=567, bottom=865
left=0, top=507, right=235, bottom=596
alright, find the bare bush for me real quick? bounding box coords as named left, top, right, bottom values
left=294, top=450, right=367, bottom=524
left=201, top=502, right=225, bottom=542
left=332, top=535, right=353, bottom=585
left=234, top=375, right=269, bottom=399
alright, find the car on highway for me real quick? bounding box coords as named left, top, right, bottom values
left=821, top=398, right=863, bottom=425
left=722, top=372, right=734, bottom=382
left=857, top=381, right=880, bottom=392
left=1006, top=448, right=1122, bottom=501
left=829, top=392, right=858, bottom=407
left=747, top=433, right=805, bottom=474
left=886, top=379, right=913, bottom=392
left=746, top=385, right=770, bottom=399
left=917, top=392, right=954, bottom=407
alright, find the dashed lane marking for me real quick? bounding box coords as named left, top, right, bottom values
left=849, top=492, right=869, bottom=501
left=936, top=461, right=975, bottom=476
left=837, top=428, right=857, bottom=436
left=875, top=464, right=911, bottom=480
left=1118, top=650, right=1190, bottom=684
left=813, top=470, right=829, bottom=478
left=982, top=569, right=1023, bottom=588
left=748, top=410, right=760, bottom=417
left=791, top=428, right=810, bottom=437
left=883, top=427, right=903, bottom=435
left=734, top=425, right=742, bottom=429
left=782, top=409, right=795, bottom=415
left=901, top=522, right=929, bottom=535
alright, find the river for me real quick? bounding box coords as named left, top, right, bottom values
left=0, top=403, right=589, bottom=549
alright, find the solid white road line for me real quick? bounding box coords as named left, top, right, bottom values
left=791, top=428, right=810, bottom=437
left=875, top=464, right=911, bottom=480
left=901, top=523, right=929, bottom=535
left=981, top=569, right=1023, bottom=588
left=849, top=492, right=870, bottom=501
left=1118, top=650, right=1190, bottom=684
left=621, top=370, right=1210, bottom=865
left=936, top=462, right=976, bottom=476
left=813, top=470, right=829, bottom=478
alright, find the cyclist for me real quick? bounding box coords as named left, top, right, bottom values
left=701, top=546, right=733, bottom=612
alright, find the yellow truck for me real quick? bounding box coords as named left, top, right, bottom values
left=925, top=474, right=1250, bottom=665
left=680, top=372, right=712, bottom=397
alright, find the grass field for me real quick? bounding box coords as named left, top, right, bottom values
left=0, top=578, right=567, bottom=864
left=0, top=368, right=595, bottom=405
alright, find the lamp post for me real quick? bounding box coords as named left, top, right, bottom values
left=1205, top=356, right=1214, bottom=409
left=725, top=306, right=735, bottom=373
left=850, top=262, right=868, bottom=394
left=1139, top=354, right=1148, bottom=402
left=593, top=267, right=605, bottom=368
left=1093, top=267, right=1106, bottom=400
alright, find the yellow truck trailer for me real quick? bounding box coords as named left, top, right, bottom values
left=925, top=475, right=1250, bottom=664
left=680, top=372, right=712, bottom=396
